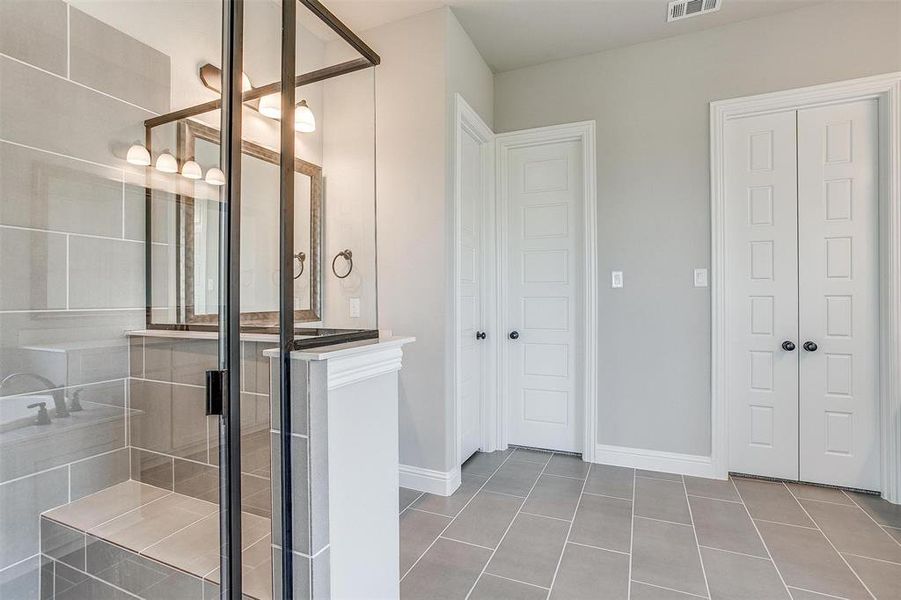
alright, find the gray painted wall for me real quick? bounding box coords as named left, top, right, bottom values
left=494, top=1, right=901, bottom=456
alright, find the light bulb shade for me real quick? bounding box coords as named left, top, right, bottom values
left=241, top=72, right=252, bottom=92
left=259, top=93, right=281, bottom=119
left=294, top=100, right=316, bottom=133
left=181, top=160, right=202, bottom=180
left=205, top=168, right=226, bottom=186
left=126, top=144, right=151, bottom=166
left=155, top=153, right=178, bottom=173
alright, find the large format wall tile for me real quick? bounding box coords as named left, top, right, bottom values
left=85, top=534, right=204, bottom=599
left=0, top=142, right=126, bottom=238
left=0, top=466, right=68, bottom=569
left=123, top=186, right=174, bottom=244
left=69, top=7, right=171, bottom=114
left=70, top=448, right=129, bottom=501
left=0, top=399, right=126, bottom=484
left=0, top=310, right=140, bottom=398
left=130, top=379, right=207, bottom=459
left=0, top=227, right=67, bottom=310
left=0, top=57, right=151, bottom=167
left=131, top=448, right=173, bottom=490
left=41, top=519, right=86, bottom=570
left=0, top=554, right=44, bottom=600
left=270, top=432, right=311, bottom=554
left=0, top=0, right=67, bottom=75
left=68, top=236, right=144, bottom=309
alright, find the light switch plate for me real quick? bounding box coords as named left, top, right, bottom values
left=349, top=297, right=361, bottom=318
left=611, top=271, right=623, bottom=288
left=694, top=268, right=708, bottom=287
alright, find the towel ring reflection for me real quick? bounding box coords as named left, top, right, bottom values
left=293, top=252, right=306, bottom=280
left=332, top=249, right=353, bottom=279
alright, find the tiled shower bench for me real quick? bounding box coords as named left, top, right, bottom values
left=40, top=481, right=272, bottom=600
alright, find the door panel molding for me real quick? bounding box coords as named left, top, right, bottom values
left=711, top=72, right=901, bottom=503
left=495, top=120, right=598, bottom=461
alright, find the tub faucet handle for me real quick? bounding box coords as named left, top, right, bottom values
left=27, top=402, right=51, bottom=426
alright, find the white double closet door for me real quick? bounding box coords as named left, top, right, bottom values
left=726, top=99, right=879, bottom=490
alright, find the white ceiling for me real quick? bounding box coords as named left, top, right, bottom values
left=323, top=0, right=823, bottom=73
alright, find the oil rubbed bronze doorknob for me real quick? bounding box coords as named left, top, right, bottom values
left=803, top=341, right=818, bottom=352
left=476, top=331, right=486, bottom=340
left=509, top=331, right=519, bottom=340
left=782, top=341, right=796, bottom=351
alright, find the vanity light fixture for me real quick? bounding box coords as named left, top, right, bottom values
left=181, top=160, right=203, bottom=180
left=155, top=152, right=178, bottom=174
left=259, top=93, right=281, bottom=119
left=126, top=144, right=151, bottom=166
left=205, top=168, right=226, bottom=186
left=294, top=100, right=316, bottom=133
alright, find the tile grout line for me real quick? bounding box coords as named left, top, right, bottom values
left=627, top=467, right=636, bottom=600
left=581, top=490, right=632, bottom=502
left=462, top=451, right=554, bottom=599
left=479, top=572, right=550, bottom=591
left=782, top=482, right=877, bottom=600
left=632, top=514, right=694, bottom=528
left=786, top=586, right=850, bottom=600
left=398, top=491, right=425, bottom=516
left=48, top=556, right=143, bottom=599
left=730, top=478, right=794, bottom=599
left=840, top=552, right=901, bottom=567
left=566, top=539, right=630, bottom=556
left=520, top=510, right=571, bottom=524
left=697, top=544, right=770, bottom=561
left=400, top=450, right=517, bottom=583
left=681, top=474, right=712, bottom=600
left=686, top=492, right=743, bottom=505
left=544, top=457, right=591, bottom=600
left=752, top=517, right=820, bottom=531
left=839, top=489, right=901, bottom=550
left=0, top=52, right=160, bottom=115
left=438, top=536, right=494, bottom=552
left=630, top=578, right=708, bottom=599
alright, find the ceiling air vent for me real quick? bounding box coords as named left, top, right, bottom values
left=668, top=0, right=721, bottom=22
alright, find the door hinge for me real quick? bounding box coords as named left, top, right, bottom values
left=205, top=369, right=227, bottom=416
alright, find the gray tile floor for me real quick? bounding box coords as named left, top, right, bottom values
left=398, top=448, right=901, bottom=600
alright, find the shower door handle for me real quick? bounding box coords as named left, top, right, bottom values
left=205, top=370, right=226, bottom=416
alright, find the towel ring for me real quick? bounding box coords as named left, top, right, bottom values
left=332, top=249, right=353, bottom=279
left=293, top=252, right=306, bottom=280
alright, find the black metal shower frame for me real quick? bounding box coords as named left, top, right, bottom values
left=141, top=2, right=380, bottom=598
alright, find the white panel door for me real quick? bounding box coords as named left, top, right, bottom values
left=459, top=126, right=484, bottom=463
left=725, top=111, right=800, bottom=480
left=797, top=99, right=879, bottom=489
left=506, top=140, right=582, bottom=452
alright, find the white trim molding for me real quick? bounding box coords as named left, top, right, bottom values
left=328, top=347, right=404, bottom=390
left=595, top=444, right=716, bottom=479
left=494, top=120, right=599, bottom=463
left=268, top=337, right=415, bottom=390
left=710, top=72, right=901, bottom=502
left=399, top=464, right=462, bottom=496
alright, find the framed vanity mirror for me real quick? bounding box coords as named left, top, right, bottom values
left=170, top=120, right=322, bottom=327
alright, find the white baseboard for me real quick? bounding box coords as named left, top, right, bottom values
left=399, top=464, right=461, bottom=496
left=594, top=444, right=720, bottom=479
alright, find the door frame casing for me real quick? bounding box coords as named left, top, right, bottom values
left=494, top=121, right=599, bottom=462
left=452, top=94, right=497, bottom=467
left=710, top=72, right=901, bottom=502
